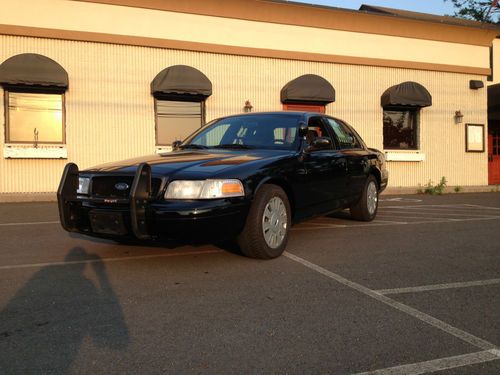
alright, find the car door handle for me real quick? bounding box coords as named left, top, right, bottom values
left=296, top=168, right=308, bottom=175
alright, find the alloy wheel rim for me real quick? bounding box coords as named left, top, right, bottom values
left=367, top=181, right=378, bottom=215
left=262, top=196, right=288, bottom=249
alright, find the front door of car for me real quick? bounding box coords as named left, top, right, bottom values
left=294, top=116, right=348, bottom=218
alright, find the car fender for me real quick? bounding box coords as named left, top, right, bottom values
left=252, top=176, right=296, bottom=217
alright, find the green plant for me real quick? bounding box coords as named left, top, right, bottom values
left=423, top=177, right=447, bottom=195
left=454, top=186, right=462, bottom=193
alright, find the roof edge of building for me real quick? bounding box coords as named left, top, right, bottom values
left=73, top=0, right=500, bottom=46
left=0, top=24, right=491, bottom=76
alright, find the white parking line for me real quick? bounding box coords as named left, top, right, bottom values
left=380, top=209, right=498, bottom=218
left=383, top=204, right=500, bottom=209
left=0, top=249, right=223, bottom=270
left=0, top=221, right=59, bottom=227
left=379, top=198, right=423, bottom=202
left=384, top=204, right=500, bottom=211
left=299, top=222, right=348, bottom=228
left=372, top=219, right=410, bottom=224
left=291, top=216, right=500, bottom=231
left=354, top=349, right=500, bottom=375
left=284, top=252, right=499, bottom=353
left=462, top=204, right=500, bottom=210
left=376, top=214, right=453, bottom=221
left=376, top=278, right=500, bottom=295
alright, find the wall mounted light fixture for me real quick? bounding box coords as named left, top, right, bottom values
left=469, top=80, right=484, bottom=90
left=454, top=110, right=464, bottom=124
left=243, top=100, right=253, bottom=113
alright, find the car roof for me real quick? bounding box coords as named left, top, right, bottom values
left=220, top=111, right=344, bottom=122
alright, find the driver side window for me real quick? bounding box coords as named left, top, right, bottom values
left=306, top=116, right=332, bottom=148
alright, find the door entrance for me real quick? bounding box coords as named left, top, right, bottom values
left=283, top=103, right=325, bottom=113
left=488, top=128, right=500, bottom=185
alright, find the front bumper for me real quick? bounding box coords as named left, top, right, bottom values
left=57, top=163, right=250, bottom=241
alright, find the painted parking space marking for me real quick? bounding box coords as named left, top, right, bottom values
left=383, top=204, right=500, bottom=209
left=0, top=249, right=223, bottom=271
left=372, top=219, right=409, bottom=224
left=383, top=204, right=500, bottom=211
left=375, top=214, right=453, bottom=221
left=376, top=278, right=500, bottom=295
left=354, top=349, right=500, bottom=375
left=291, top=216, right=500, bottom=231
left=462, top=204, right=500, bottom=210
left=284, top=252, right=499, bottom=353
left=379, top=197, right=423, bottom=202
left=382, top=208, right=500, bottom=218
left=0, top=221, right=59, bottom=227
left=292, top=203, right=500, bottom=231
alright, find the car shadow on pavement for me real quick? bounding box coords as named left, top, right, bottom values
left=0, top=247, right=129, bottom=373
left=69, top=231, right=245, bottom=256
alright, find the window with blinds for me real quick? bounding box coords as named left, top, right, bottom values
left=155, top=100, right=204, bottom=146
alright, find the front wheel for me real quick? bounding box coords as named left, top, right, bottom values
left=350, top=175, right=379, bottom=221
left=238, top=184, right=291, bottom=259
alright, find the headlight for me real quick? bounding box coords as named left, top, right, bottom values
left=165, top=179, right=244, bottom=199
left=77, top=177, right=90, bottom=195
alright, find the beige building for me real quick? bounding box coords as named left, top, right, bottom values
left=0, top=0, right=499, bottom=200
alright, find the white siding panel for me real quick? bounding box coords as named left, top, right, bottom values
left=0, top=35, right=488, bottom=193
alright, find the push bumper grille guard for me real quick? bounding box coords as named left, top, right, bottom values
left=57, top=162, right=154, bottom=239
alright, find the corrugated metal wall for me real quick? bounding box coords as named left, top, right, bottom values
left=0, top=35, right=488, bottom=193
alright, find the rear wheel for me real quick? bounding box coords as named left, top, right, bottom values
left=350, top=175, right=379, bottom=221
left=238, top=184, right=291, bottom=259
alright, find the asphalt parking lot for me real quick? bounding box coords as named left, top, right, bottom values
left=0, top=193, right=499, bottom=374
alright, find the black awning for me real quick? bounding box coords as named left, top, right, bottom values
left=151, top=65, right=212, bottom=99
left=0, top=53, right=68, bottom=89
left=381, top=81, right=432, bottom=107
left=280, top=74, right=335, bottom=104
left=488, top=84, right=500, bottom=121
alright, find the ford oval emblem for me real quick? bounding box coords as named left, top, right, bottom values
left=114, top=182, right=129, bottom=191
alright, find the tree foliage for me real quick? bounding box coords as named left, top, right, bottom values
left=444, top=0, right=499, bottom=22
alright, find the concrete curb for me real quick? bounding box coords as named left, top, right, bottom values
left=0, top=193, right=57, bottom=203
left=381, top=185, right=500, bottom=195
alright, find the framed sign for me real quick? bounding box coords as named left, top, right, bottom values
left=465, top=124, right=485, bottom=152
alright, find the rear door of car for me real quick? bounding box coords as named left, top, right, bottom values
left=323, top=117, right=370, bottom=203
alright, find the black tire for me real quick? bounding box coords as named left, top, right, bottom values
left=238, top=184, right=291, bottom=259
left=350, top=175, right=379, bottom=222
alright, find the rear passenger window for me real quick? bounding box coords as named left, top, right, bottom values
left=326, top=118, right=361, bottom=149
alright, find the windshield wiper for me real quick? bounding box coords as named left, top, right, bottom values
left=179, top=144, right=208, bottom=149
left=212, top=144, right=255, bottom=149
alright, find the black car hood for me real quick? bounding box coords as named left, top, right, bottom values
left=83, top=149, right=294, bottom=177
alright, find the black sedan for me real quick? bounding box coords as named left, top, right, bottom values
left=58, top=112, right=388, bottom=259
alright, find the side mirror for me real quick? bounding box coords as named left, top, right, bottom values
left=172, top=140, right=182, bottom=150
left=308, top=137, right=332, bottom=151
left=298, top=121, right=308, bottom=137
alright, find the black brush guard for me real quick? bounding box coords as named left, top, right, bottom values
left=57, top=162, right=153, bottom=239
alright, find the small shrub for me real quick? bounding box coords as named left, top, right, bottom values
left=454, top=186, right=462, bottom=193
left=423, top=177, right=447, bottom=195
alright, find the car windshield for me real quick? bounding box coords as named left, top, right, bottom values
left=183, top=114, right=302, bottom=150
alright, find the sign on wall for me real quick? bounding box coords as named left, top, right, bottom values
left=465, top=124, right=485, bottom=152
